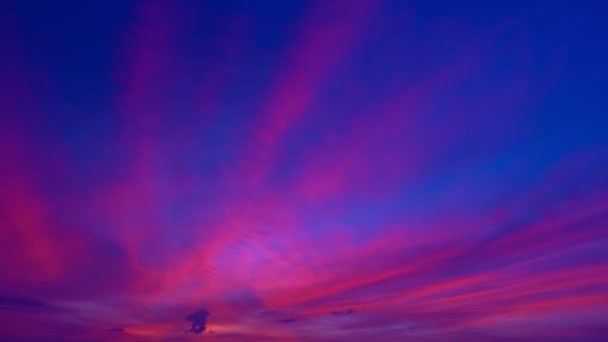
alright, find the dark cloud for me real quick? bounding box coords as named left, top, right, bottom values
left=108, top=328, right=124, bottom=332
left=0, top=338, right=105, bottom=342
left=185, top=309, right=210, bottom=334
left=278, top=318, right=298, bottom=323
left=0, top=295, right=49, bottom=311
left=331, top=308, right=354, bottom=316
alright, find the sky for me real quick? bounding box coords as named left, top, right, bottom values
left=1, top=0, right=608, bottom=341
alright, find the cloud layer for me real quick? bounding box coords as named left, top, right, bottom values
left=1, top=0, right=607, bottom=341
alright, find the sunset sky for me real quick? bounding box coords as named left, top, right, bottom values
left=1, top=0, right=608, bottom=341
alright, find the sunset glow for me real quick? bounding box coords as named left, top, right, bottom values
left=1, top=1, right=607, bottom=341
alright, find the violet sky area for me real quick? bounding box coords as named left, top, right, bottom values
left=1, top=1, right=608, bottom=341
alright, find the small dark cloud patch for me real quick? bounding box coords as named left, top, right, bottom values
left=331, top=308, right=354, bottom=316
left=108, top=328, right=124, bottom=333
left=185, top=309, right=210, bottom=334
left=278, top=318, right=298, bottom=323
left=0, top=295, right=49, bottom=311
